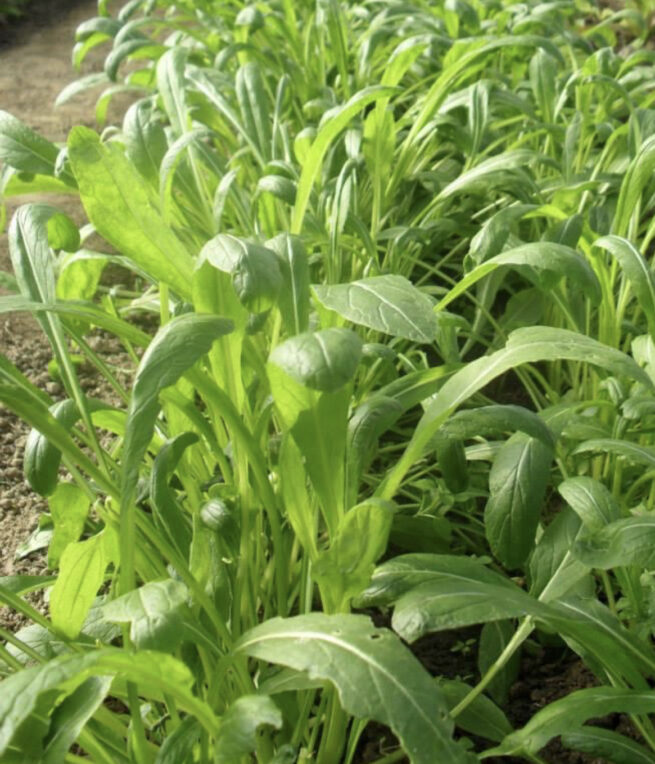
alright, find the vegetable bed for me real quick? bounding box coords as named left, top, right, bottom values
left=1, top=0, right=655, bottom=762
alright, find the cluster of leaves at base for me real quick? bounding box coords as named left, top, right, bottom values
left=3, top=0, right=655, bottom=763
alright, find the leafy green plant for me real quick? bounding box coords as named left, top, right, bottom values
left=4, top=0, right=655, bottom=762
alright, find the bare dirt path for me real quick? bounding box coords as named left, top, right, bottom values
left=0, top=0, right=109, bottom=628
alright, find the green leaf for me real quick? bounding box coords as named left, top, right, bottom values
left=102, top=578, right=189, bottom=651
left=56, top=251, right=108, bottom=303
left=438, top=242, right=602, bottom=310
left=561, top=727, right=655, bottom=764
left=484, top=687, right=655, bottom=757
left=67, top=126, right=194, bottom=299
left=150, top=432, right=195, bottom=559
left=214, top=695, right=282, bottom=764
left=236, top=63, right=272, bottom=162
left=440, top=678, right=512, bottom=742
left=558, top=476, right=621, bottom=531
left=42, top=676, right=112, bottom=764
left=0, top=649, right=215, bottom=758
left=440, top=404, right=555, bottom=448
left=269, top=328, right=362, bottom=393
left=572, top=438, right=655, bottom=467
left=48, top=482, right=90, bottom=569
left=314, top=499, right=395, bottom=611
left=266, top=233, right=310, bottom=335
left=379, top=327, right=652, bottom=500
left=595, top=235, right=655, bottom=334
left=484, top=433, right=553, bottom=569
left=0, top=111, right=60, bottom=176
left=154, top=717, right=201, bottom=764
left=0, top=575, right=54, bottom=596
left=312, top=275, right=438, bottom=343
left=235, top=613, right=473, bottom=764
left=359, top=554, right=542, bottom=642
left=123, top=99, right=168, bottom=185
left=477, top=621, right=520, bottom=707
left=528, top=507, right=590, bottom=602
left=613, top=134, right=655, bottom=237
left=50, top=529, right=116, bottom=639
left=157, top=46, right=188, bottom=137
left=120, top=313, right=233, bottom=591
left=200, top=234, right=282, bottom=314
left=292, top=85, right=395, bottom=232
left=573, top=516, right=655, bottom=569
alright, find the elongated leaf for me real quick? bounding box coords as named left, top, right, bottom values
left=123, top=99, right=168, bottom=185
left=102, top=578, right=188, bottom=651
left=477, top=621, right=520, bottom=706
left=120, top=314, right=233, bottom=591
left=613, top=134, right=655, bottom=237
left=573, top=516, right=655, bottom=569
left=558, top=476, right=621, bottom=531
left=42, top=676, right=112, bottom=764
left=235, top=613, right=473, bottom=764
left=155, top=717, right=201, bottom=764
left=484, top=687, right=655, bottom=757
left=292, top=86, right=395, bottom=232
left=379, top=327, right=652, bottom=500
left=561, top=727, right=655, bottom=764
left=214, top=696, right=282, bottom=764
left=266, top=233, right=310, bottom=334
left=359, top=554, right=542, bottom=642
left=0, top=649, right=215, bottom=758
left=438, top=242, right=601, bottom=310
left=440, top=404, right=554, bottom=447
left=0, top=111, right=60, bottom=176
left=313, top=275, right=437, bottom=343
left=236, top=63, right=272, bottom=162
left=68, top=126, right=193, bottom=298
left=595, top=235, right=655, bottom=334
left=0, top=575, right=54, bottom=596
left=440, top=679, right=512, bottom=743
left=157, top=46, right=188, bottom=136
left=485, top=433, right=553, bottom=569
left=572, top=438, right=655, bottom=466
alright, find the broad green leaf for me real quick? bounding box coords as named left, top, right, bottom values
left=613, top=134, right=655, bottom=237
left=561, top=727, right=655, bottom=764
left=102, top=578, right=189, bottom=651
left=200, top=234, right=281, bottom=314
left=120, top=313, right=233, bottom=592
left=595, top=235, right=655, bottom=334
left=312, top=275, right=438, bottom=343
left=292, top=86, right=395, bottom=232
left=573, top=516, right=655, bottom=569
left=48, top=482, right=90, bottom=569
left=528, top=507, right=590, bottom=602
left=42, top=676, right=112, bottom=764
left=379, top=327, right=652, bottom=500
left=56, top=251, right=108, bottom=304
left=68, top=126, right=193, bottom=299
left=558, top=476, right=621, bottom=531
left=214, top=695, right=282, bottom=764
left=440, top=404, right=554, bottom=448
left=0, top=111, right=60, bottom=176
left=436, top=437, right=468, bottom=493
left=314, top=499, right=395, bottom=611
left=440, top=678, right=512, bottom=743
left=485, top=433, right=553, bottom=569
left=50, top=529, right=116, bottom=639
left=235, top=613, right=473, bottom=764
left=484, top=687, right=655, bottom=757
left=0, top=649, right=215, bottom=758
left=438, top=242, right=601, bottom=310
left=359, top=554, right=542, bottom=642
left=266, top=233, right=310, bottom=335
left=268, top=328, right=362, bottom=393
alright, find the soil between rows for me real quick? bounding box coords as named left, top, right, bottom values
left=0, top=5, right=627, bottom=763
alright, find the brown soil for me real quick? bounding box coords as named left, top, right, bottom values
left=0, top=0, right=126, bottom=630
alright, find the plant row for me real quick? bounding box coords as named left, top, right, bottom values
left=2, top=0, right=655, bottom=762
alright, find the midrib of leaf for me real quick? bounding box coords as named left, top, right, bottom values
left=354, top=282, right=427, bottom=338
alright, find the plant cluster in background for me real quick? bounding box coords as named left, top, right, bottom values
left=2, top=0, right=655, bottom=762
